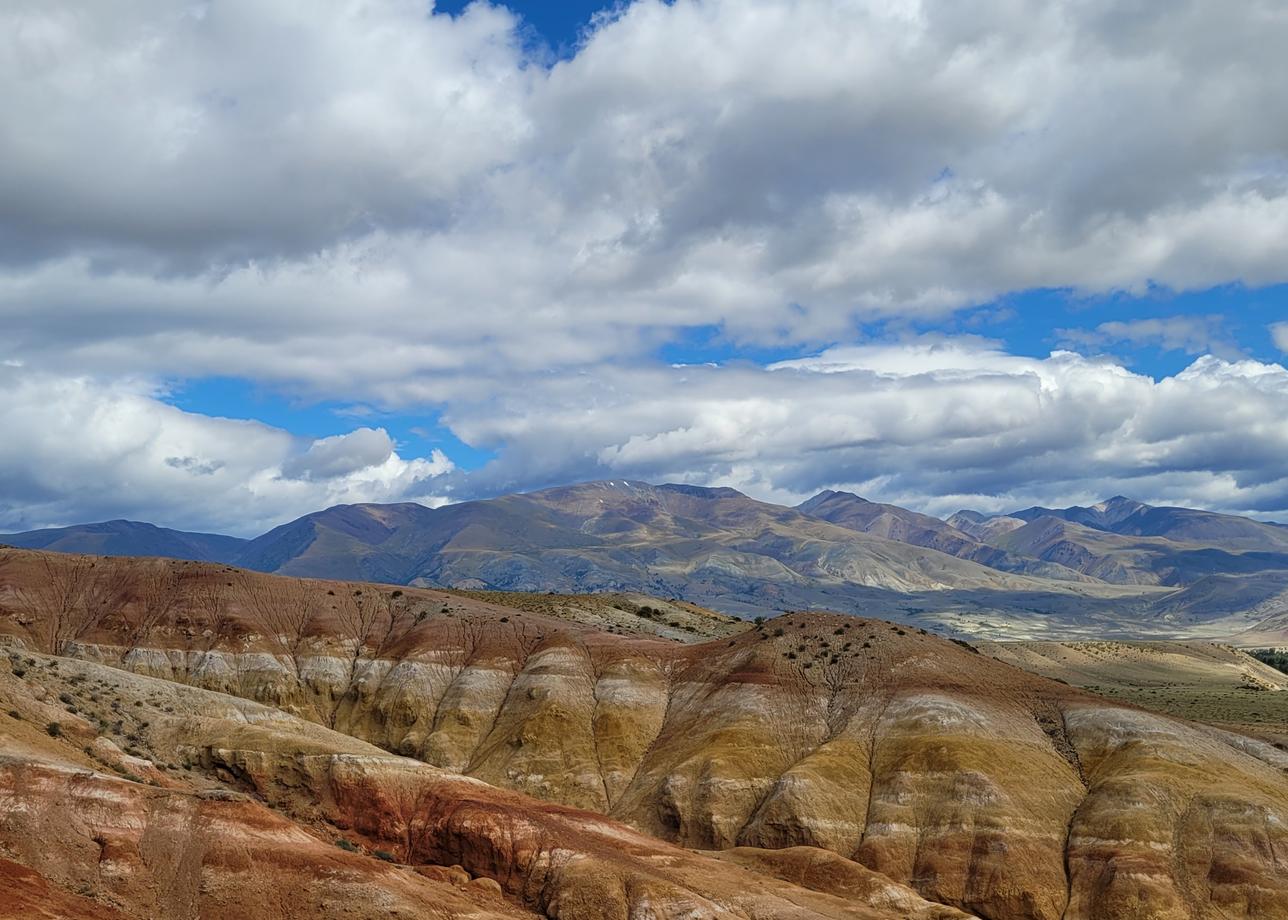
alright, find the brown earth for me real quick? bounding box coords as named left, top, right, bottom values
left=2, top=547, right=1288, bottom=919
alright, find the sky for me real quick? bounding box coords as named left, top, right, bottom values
left=3, top=0, right=1288, bottom=537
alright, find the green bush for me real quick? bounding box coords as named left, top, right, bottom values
left=1250, top=649, right=1288, bottom=674
left=46, top=722, right=63, bottom=737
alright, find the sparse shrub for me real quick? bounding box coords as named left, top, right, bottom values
left=46, top=721, right=63, bottom=737
left=7, top=709, right=20, bottom=720
left=11, top=667, right=24, bottom=678
left=773, top=628, right=784, bottom=637
left=373, top=850, right=396, bottom=862
left=335, top=838, right=360, bottom=852
left=753, top=616, right=765, bottom=626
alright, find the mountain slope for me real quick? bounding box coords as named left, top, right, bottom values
left=0, top=519, right=247, bottom=563
left=1006, top=496, right=1288, bottom=552
left=990, top=515, right=1288, bottom=586
left=798, top=490, right=1094, bottom=582
left=231, top=482, right=1119, bottom=623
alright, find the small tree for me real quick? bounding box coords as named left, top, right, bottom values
left=19, top=555, right=130, bottom=655
left=236, top=575, right=320, bottom=679
left=120, top=561, right=186, bottom=659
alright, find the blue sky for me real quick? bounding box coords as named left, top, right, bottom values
left=3, top=0, right=1288, bottom=535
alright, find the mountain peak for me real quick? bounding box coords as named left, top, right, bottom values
left=796, top=489, right=869, bottom=514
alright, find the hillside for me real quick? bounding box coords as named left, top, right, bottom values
left=1002, top=496, right=1288, bottom=551
left=982, top=638, right=1288, bottom=745
left=798, top=490, right=1094, bottom=582
left=989, top=516, right=1288, bottom=586
left=0, top=519, right=247, bottom=564
left=3, top=548, right=1288, bottom=919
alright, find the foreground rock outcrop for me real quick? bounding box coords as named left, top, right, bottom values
left=0, top=650, right=961, bottom=920
left=3, top=547, right=1288, bottom=919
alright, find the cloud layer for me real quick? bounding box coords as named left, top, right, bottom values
left=441, top=339, right=1288, bottom=518
left=0, top=368, right=451, bottom=535
left=4, top=0, right=1288, bottom=530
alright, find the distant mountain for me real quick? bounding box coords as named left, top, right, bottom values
left=945, top=509, right=1027, bottom=543
left=233, top=481, right=1081, bottom=616
left=797, top=490, right=1094, bottom=582
left=0, top=519, right=246, bottom=564
left=1005, top=496, right=1288, bottom=552
left=11, top=484, right=1288, bottom=636
left=956, top=498, right=1288, bottom=587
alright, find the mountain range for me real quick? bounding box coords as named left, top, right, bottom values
left=6, top=482, right=1288, bottom=640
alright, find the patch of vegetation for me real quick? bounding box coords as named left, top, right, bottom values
left=335, top=838, right=360, bottom=853
left=46, top=721, right=63, bottom=737
left=373, top=850, right=396, bottom=862
left=1249, top=648, right=1288, bottom=675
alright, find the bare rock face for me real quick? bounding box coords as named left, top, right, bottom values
left=0, top=654, right=932, bottom=920
left=3, top=549, right=1288, bottom=919
left=0, top=759, right=529, bottom=920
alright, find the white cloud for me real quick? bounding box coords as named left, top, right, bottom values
left=1057, top=315, right=1242, bottom=360
left=3, top=0, right=1288, bottom=396
left=1273, top=322, right=1288, bottom=353
left=4, top=1, right=1288, bottom=530
left=0, top=368, right=451, bottom=535
left=442, top=339, right=1288, bottom=519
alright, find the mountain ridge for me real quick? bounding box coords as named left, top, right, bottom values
left=7, top=482, right=1288, bottom=639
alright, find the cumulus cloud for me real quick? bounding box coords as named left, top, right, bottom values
left=4, top=1, right=1288, bottom=530
left=441, top=338, right=1288, bottom=518
left=0, top=368, right=451, bottom=535
left=4, top=0, right=1288, bottom=396
left=1273, top=322, right=1288, bottom=353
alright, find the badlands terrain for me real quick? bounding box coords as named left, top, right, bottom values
left=1, top=547, right=1287, bottom=919
left=8, top=481, right=1288, bottom=641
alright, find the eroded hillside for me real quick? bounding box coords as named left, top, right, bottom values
left=2, top=548, right=1288, bottom=919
